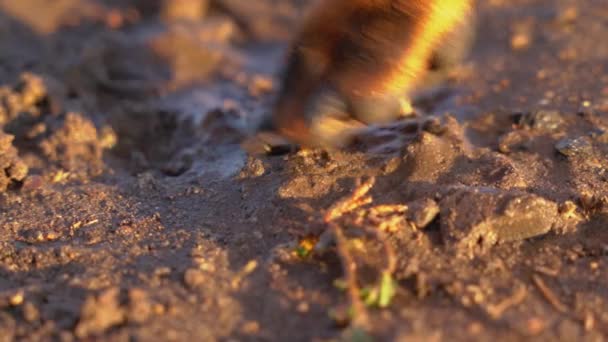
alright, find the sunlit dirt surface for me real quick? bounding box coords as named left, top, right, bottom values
left=0, top=0, right=608, bottom=340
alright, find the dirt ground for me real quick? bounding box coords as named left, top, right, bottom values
left=0, top=0, right=608, bottom=341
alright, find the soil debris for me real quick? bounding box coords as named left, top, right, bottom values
left=38, top=112, right=116, bottom=176
left=75, top=288, right=126, bottom=338
left=0, top=130, right=28, bottom=191
left=0, top=73, right=54, bottom=125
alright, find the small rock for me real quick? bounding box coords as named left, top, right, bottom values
left=240, top=320, right=261, bottom=334
left=511, top=32, right=532, bottom=50
left=9, top=291, right=24, bottom=306
left=518, top=110, right=564, bottom=131
left=22, top=301, right=40, bottom=322
left=440, top=188, right=558, bottom=251
left=21, top=175, right=44, bottom=191
left=239, top=157, right=266, bottom=178
left=406, top=198, right=440, bottom=229
left=183, top=268, right=206, bottom=289
left=555, top=137, right=594, bottom=157
left=296, top=301, right=309, bottom=313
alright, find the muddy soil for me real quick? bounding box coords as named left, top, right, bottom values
left=0, top=0, right=607, bottom=341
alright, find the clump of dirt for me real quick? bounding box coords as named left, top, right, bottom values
left=36, top=112, right=116, bottom=176
left=0, top=130, right=28, bottom=191
left=74, top=287, right=156, bottom=338
left=0, top=73, right=115, bottom=178
left=75, top=288, right=126, bottom=338
left=0, top=73, right=57, bottom=126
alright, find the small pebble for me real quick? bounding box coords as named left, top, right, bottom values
left=518, top=110, right=564, bottom=131
left=9, top=292, right=24, bottom=306
left=241, top=320, right=260, bottom=334
left=23, top=302, right=40, bottom=322
left=555, top=137, right=593, bottom=157
left=297, top=301, right=309, bottom=313
left=184, top=268, right=206, bottom=289
left=511, top=32, right=531, bottom=50
left=527, top=317, right=546, bottom=335
left=406, top=198, right=440, bottom=229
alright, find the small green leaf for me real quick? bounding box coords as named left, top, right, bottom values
left=294, top=236, right=318, bottom=258
left=295, top=246, right=310, bottom=258
left=333, top=278, right=348, bottom=291
left=361, top=286, right=378, bottom=307
left=378, top=272, right=396, bottom=308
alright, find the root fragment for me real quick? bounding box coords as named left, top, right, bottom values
left=321, top=177, right=400, bottom=328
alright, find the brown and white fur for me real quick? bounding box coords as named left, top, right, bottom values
left=258, top=0, right=476, bottom=149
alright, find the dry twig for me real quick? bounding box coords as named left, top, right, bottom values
left=329, top=222, right=368, bottom=327
left=486, top=285, right=528, bottom=319
left=324, top=178, right=375, bottom=222
left=321, top=177, right=402, bottom=326
left=532, top=274, right=568, bottom=313
left=322, top=178, right=380, bottom=327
